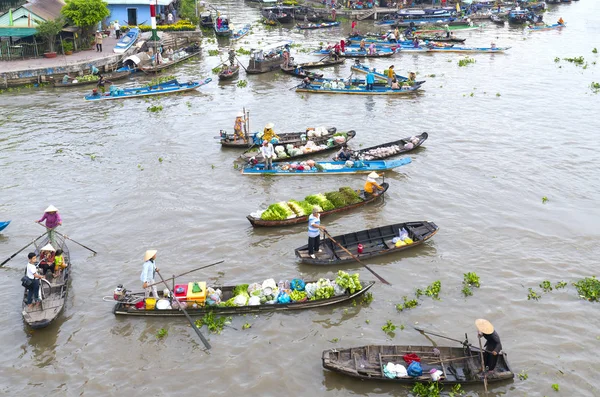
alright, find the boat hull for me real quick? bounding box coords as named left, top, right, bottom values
left=0, top=220, right=10, bottom=232
left=241, top=158, right=411, bottom=175
left=84, top=78, right=211, bottom=101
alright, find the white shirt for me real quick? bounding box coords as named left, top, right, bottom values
left=260, top=143, right=275, bottom=159
left=114, top=22, right=120, bottom=30
left=26, top=262, right=37, bottom=279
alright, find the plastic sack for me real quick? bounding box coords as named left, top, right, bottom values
left=233, top=295, right=248, bottom=306
left=290, top=279, right=306, bottom=291
left=430, top=368, right=443, bottom=381
left=262, top=278, right=277, bottom=290
left=392, top=237, right=401, bottom=244
left=305, top=283, right=318, bottom=298
left=404, top=142, right=414, bottom=150
left=248, top=283, right=263, bottom=297
left=404, top=237, right=413, bottom=245
left=407, top=361, right=423, bottom=377
left=399, top=228, right=409, bottom=240
left=403, top=353, right=421, bottom=365
left=277, top=291, right=291, bottom=304
left=395, top=240, right=407, bottom=247
left=344, top=160, right=354, bottom=168
left=248, top=296, right=261, bottom=306
left=354, top=160, right=365, bottom=168
left=332, top=282, right=346, bottom=297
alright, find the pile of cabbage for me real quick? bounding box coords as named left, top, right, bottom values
left=213, top=272, right=362, bottom=307
left=361, top=136, right=421, bottom=160
left=257, top=187, right=363, bottom=221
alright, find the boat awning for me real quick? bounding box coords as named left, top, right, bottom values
left=0, top=27, right=37, bottom=38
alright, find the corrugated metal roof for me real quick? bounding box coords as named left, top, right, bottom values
left=23, top=0, right=65, bottom=22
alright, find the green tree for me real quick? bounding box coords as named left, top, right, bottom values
left=35, top=17, right=65, bottom=53
left=61, top=0, right=110, bottom=37
left=178, top=0, right=199, bottom=25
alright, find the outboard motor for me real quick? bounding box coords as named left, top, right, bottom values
left=113, top=284, right=126, bottom=301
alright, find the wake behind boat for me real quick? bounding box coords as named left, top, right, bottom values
left=83, top=78, right=211, bottom=101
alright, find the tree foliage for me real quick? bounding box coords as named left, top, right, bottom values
left=178, top=0, right=199, bottom=25
left=61, top=0, right=110, bottom=28
left=35, top=17, right=64, bottom=53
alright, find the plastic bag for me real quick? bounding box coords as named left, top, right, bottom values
left=332, top=282, right=346, bottom=297
left=233, top=295, right=248, bottom=306
left=291, top=279, right=306, bottom=291
left=248, top=283, right=263, bottom=297
left=248, top=296, right=261, bottom=306
left=399, top=228, right=409, bottom=241
left=305, top=283, right=318, bottom=298
left=262, top=278, right=277, bottom=290
left=277, top=291, right=291, bottom=304
left=407, top=361, right=423, bottom=377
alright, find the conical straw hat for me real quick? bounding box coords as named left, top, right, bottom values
left=45, top=205, right=58, bottom=212
left=368, top=172, right=380, bottom=179
left=475, top=319, right=494, bottom=334
left=144, top=250, right=157, bottom=261
left=40, top=243, right=56, bottom=252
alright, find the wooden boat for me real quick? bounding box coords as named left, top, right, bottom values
left=247, top=41, right=292, bottom=74
left=342, top=132, right=428, bottom=161
left=322, top=344, right=514, bottom=385
left=247, top=184, right=389, bottom=227
left=231, top=24, right=251, bottom=41
left=311, top=77, right=424, bottom=90
left=313, top=48, right=395, bottom=58
left=22, top=234, right=71, bottom=328
left=52, top=70, right=131, bottom=87
left=140, top=50, right=201, bottom=74
left=525, top=23, right=565, bottom=31
left=219, top=127, right=337, bottom=148
left=490, top=14, right=506, bottom=24
left=0, top=220, right=10, bottom=232
left=508, top=10, right=529, bottom=24
left=426, top=46, right=510, bottom=53
left=412, top=35, right=465, bottom=43
left=238, top=130, right=356, bottom=163
left=218, top=64, right=240, bottom=80
left=280, top=65, right=323, bottom=79
left=112, top=280, right=375, bottom=317
left=84, top=78, right=211, bottom=101
left=350, top=62, right=416, bottom=83
left=214, top=15, right=232, bottom=36
left=261, top=7, right=293, bottom=23
left=297, top=21, right=340, bottom=29
left=295, top=221, right=438, bottom=265
left=296, top=83, right=422, bottom=96
left=290, top=58, right=345, bottom=69
left=113, top=27, right=139, bottom=54
left=241, top=158, right=412, bottom=176
left=414, top=24, right=485, bottom=34
left=200, top=11, right=213, bottom=27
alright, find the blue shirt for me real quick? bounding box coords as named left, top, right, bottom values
left=308, top=214, right=320, bottom=237
left=140, top=259, right=156, bottom=283
left=366, top=73, right=375, bottom=84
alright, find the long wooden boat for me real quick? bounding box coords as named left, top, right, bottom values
left=525, top=23, right=565, bottom=32
left=410, top=35, right=466, bottom=43
left=295, top=221, right=438, bottom=265
left=247, top=41, right=292, bottom=74
left=297, top=21, right=340, bottom=29
left=113, top=27, right=139, bottom=54
left=140, top=51, right=201, bottom=74
left=343, top=132, right=428, bottom=161
left=296, top=83, right=422, bottom=96
left=280, top=65, right=324, bottom=79
left=231, top=24, right=251, bottom=41
left=414, top=24, right=485, bottom=34
left=426, top=46, right=510, bottom=53
left=218, top=65, right=240, bottom=80
left=112, top=280, right=375, bottom=316
left=261, top=8, right=293, bottom=23
left=247, top=184, right=389, bottom=227
left=84, top=78, right=211, bottom=101
left=239, top=130, right=356, bottom=163
left=0, top=220, right=10, bottom=232
left=313, top=49, right=394, bottom=58
left=52, top=70, right=131, bottom=88
left=22, top=234, right=71, bottom=328
left=311, top=77, right=424, bottom=90
left=219, top=127, right=337, bottom=148
left=350, top=63, right=414, bottom=83
left=291, top=58, right=345, bottom=69
left=200, top=11, right=213, bottom=27
left=322, top=344, right=514, bottom=385
left=241, top=158, right=411, bottom=176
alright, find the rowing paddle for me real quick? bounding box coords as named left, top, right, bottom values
left=146, top=260, right=224, bottom=288
left=479, top=335, right=489, bottom=393
left=323, top=229, right=391, bottom=285
left=36, top=223, right=97, bottom=254
left=413, top=325, right=469, bottom=346
left=234, top=56, right=248, bottom=72
left=0, top=231, right=49, bottom=267
left=156, top=270, right=211, bottom=350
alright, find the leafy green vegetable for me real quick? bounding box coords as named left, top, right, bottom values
left=338, top=187, right=363, bottom=204
left=324, top=191, right=347, bottom=208
left=305, top=193, right=334, bottom=211
left=335, top=270, right=362, bottom=293
left=232, top=284, right=249, bottom=297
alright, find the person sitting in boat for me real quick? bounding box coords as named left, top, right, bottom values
left=359, top=39, right=366, bottom=52
left=387, top=32, right=397, bottom=43
left=296, top=66, right=306, bottom=76
left=300, top=77, right=311, bottom=88
left=62, top=74, right=74, bottom=84
left=557, top=17, right=564, bottom=26
left=38, top=245, right=56, bottom=276
left=364, top=172, right=385, bottom=197
left=335, top=145, right=353, bottom=161
left=233, top=111, right=246, bottom=143
left=53, top=249, right=66, bottom=278
left=165, top=46, right=174, bottom=61
left=222, top=64, right=231, bottom=75
left=476, top=319, right=503, bottom=373
left=262, top=123, right=279, bottom=144
left=408, top=71, right=416, bottom=82
left=490, top=42, right=497, bottom=50
left=391, top=79, right=400, bottom=90
left=413, top=38, right=419, bottom=48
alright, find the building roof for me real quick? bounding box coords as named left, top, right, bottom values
left=23, top=0, right=65, bottom=22
left=105, top=0, right=174, bottom=5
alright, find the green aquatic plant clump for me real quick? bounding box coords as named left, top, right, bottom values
left=396, top=295, right=419, bottom=311
left=382, top=320, right=396, bottom=335
left=573, top=276, right=600, bottom=302
left=458, top=57, right=476, bottom=67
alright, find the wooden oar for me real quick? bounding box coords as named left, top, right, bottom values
left=479, top=335, right=489, bottom=393
left=234, top=56, right=248, bottom=72
left=35, top=223, right=97, bottom=254
left=322, top=230, right=391, bottom=285
left=0, top=231, right=49, bottom=267
left=156, top=270, right=211, bottom=350
left=146, top=260, right=224, bottom=288
left=413, top=326, right=470, bottom=346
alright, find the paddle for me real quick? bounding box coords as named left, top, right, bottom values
left=479, top=335, right=489, bottom=393
left=156, top=270, right=211, bottom=350
left=235, top=56, right=248, bottom=72
left=36, top=223, right=97, bottom=254
left=413, top=325, right=470, bottom=345
left=0, top=231, right=49, bottom=267
left=146, top=260, right=224, bottom=288
left=322, top=229, right=391, bottom=285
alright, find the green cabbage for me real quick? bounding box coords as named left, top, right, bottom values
left=305, top=194, right=335, bottom=211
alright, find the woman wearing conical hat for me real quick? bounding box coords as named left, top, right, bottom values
left=141, top=250, right=159, bottom=299
left=476, top=319, right=503, bottom=372
left=36, top=205, right=62, bottom=245
left=233, top=111, right=246, bottom=144
left=364, top=172, right=384, bottom=198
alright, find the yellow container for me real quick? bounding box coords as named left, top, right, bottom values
left=186, top=282, right=207, bottom=305
left=145, top=297, right=157, bottom=310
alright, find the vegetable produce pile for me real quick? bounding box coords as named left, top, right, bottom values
left=257, top=187, right=363, bottom=221
left=74, top=74, right=99, bottom=82
left=361, top=136, right=421, bottom=160
left=335, top=270, right=362, bottom=294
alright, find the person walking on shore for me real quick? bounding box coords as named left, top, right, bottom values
left=95, top=31, right=103, bottom=52
left=114, top=21, right=121, bottom=39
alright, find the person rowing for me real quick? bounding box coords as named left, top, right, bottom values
left=476, top=319, right=503, bottom=373
left=364, top=172, right=385, bottom=197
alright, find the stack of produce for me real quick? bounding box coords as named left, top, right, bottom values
left=362, top=144, right=402, bottom=160
left=256, top=187, right=363, bottom=221
left=74, top=74, right=100, bottom=82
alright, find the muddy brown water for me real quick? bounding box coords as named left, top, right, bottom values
left=1, top=1, right=599, bottom=395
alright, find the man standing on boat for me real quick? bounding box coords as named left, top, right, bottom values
left=308, top=207, right=326, bottom=259
left=141, top=250, right=159, bottom=298
left=229, top=48, right=236, bottom=67
left=36, top=205, right=61, bottom=245
left=366, top=69, right=375, bottom=90
left=260, top=140, right=276, bottom=170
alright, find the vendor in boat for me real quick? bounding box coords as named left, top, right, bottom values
left=413, top=37, right=419, bottom=48
left=25, top=252, right=44, bottom=308
left=36, top=205, right=61, bottom=245
left=62, top=74, right=74, bottom=84
left=282, top=49, right=290, bottom=68
left=141, top=250, right=159, bottom=299
left=165, top=46, right=174, bottom=61
left=233, top=111, right=247, bottom=143
left=229, top=48, right=236, bottom=66
left=366, top=69, right=375, bottom=91
left=387, top=31, right=397, bottom=43
left=335, top=145, right=353, bottom=161
left=476, top=319, right=503, bottom=372
left=260, top=140, right=276, bottom=170
left=308, top=207, right=326, bottom=259
left=97, top=74, right=112, bottom=93
left=359, top=39, right=366, bottom=52
left=557, top=17, right=564, bottom=26
left=300, top=77, right=311, bottom=88
left=408, top=71, right=416, bottom=82
left=387, top=65, right=395, bottom=86
left=38, top=243, right=56, bottom=276
left=262, top=123, right=279, bottom=143
left=368, top=43, right=376, bottom=55
left=364, top=172, right=385, bottom=197
left=391, top=79, right=400, bottom=90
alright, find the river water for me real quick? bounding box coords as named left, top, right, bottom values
left=1, top=1, right=600, bottom=396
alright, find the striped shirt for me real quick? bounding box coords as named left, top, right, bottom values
left=308, top=214, right=320, bottom=237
